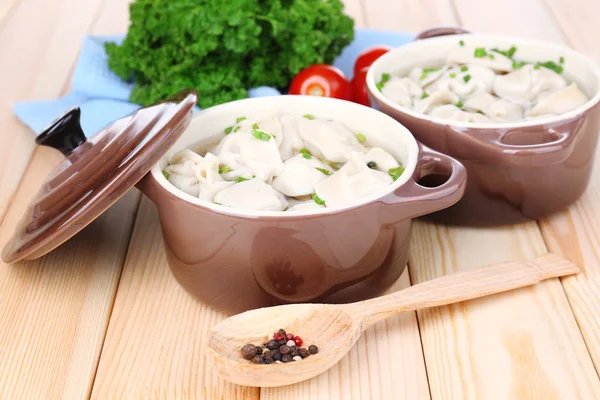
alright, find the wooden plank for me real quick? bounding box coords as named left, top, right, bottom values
left=535, top=0, right=600, bottom=372
left=363, top=0, right=458, bottom=33
left=408, top=0, right=600, bottom=398
left=0, top=0, right=143, bottom=398
left=90, top=198, right=259, bottom=399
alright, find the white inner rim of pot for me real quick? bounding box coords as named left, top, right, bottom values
left=151, top=96, right=420, bottom=218
left=367, top=33, right=600, bottom=128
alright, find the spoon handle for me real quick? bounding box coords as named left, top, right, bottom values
left=349, top=253, right=579, bottom=329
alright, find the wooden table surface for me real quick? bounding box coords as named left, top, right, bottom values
left=1, top=0, right=600, bottom=398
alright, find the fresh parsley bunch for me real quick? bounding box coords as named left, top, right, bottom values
left=106, top=0, right=355, bottom=108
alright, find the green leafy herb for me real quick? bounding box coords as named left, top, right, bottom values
left=376, top=73, right=391, bottom=90
left=463, top=74, right=471, bottom=83
left=236, top=116, right=247, bottom=123
left=536, top=61, right=564, bottom=74
left=105, top=0, right=355, bottom=109
left=449, top=73, right=456, bottom=78
left=315, top=167, right=332, bottom=176
left=474, top=47, right=487, bottom=58
left=218, top=164, right=232, bottom=174
left=235, top=176, right=251, bottom=183
left=252, top=129, right=271, bottom=141
left=214, top=202, right=223, bottom=205
left=303, top=114, right=316, bottom=120
left=488, top=54, right=495, bottom=60
left=456, top=100, right=464, bottom=108
left=560, top=56, right=565, bottom=64
left=461, top=66, right=468, bottom=72
left=300, top=147, right=311, bottom=155
left=162, top=170, right=170, bottom=180
left=225, top=126, right=233, bottom=134
left=534, top=64, right=541, bottom=70
left=312, top=193, right=326, bottom=206
left=476, top=110, right=485, bottom=115
left=491, top=46, right=517, bottom=58
left=421, top=92, right=429, bottom=99
left=512, top=60, right=527, bottom=69
left=459, top=40, right=465, bottom=46
left=233, top=125, right=241, bottom=132
left=356, top=133, right=366, bottom=142
left=388, top=167, right=405, bottom=181
left=367, top=161, right=377, bottom=169
left=423, top=67, right=440, bottom=73
left=252, top=123, right=259, bottom=129
left=302, top=153, right=312, bottom=159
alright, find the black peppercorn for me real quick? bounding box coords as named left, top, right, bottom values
left=279, top=345, right=290, bottom=355
left=262, top=349, right=271, bottom=359
left=299, top=348, right=309, bottom=358
left=251, top=355, right=263, bottom=364
left=281, top=354, right=292, bottom=363
left=278, top=338, right=287, bottom=346
left=255, top=346, right=263, bottom=355
left=277, top=329, right=286, bottom=337
left=266, top=340, right=279, bottom=350
left=272, top=351, right=282, bottom=361
left=241, top=343, right=258, bottom=360
left=367, top=161, right=377, bottom=169
left=308, top=345, right=319, bottom=354
left=290, top=346, right=298, bottom=357
left=263, top=357, right=274, bottom=364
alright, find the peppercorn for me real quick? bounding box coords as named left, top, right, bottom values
left=293, top=356, right=302, bottom=362
left=264, top=357, right=274, bottom=364
left=279, top=338, right=287, bottom=346
left=299, top=348, right=309, bottom=358
left=282, top=354, right=292, bottom=363
left=286, top=333, right=294, bottom=341
left=279, top=345, right=290, bottom=355
left=267, top=340, right=279, bottom=350
left=308, top=345, right=319, bottom=354
left=272, top=351, right=282, bottom=361
left=251, top=355, right=263, bottom=364
left=290, top=346, right=298, bottom=357
left=241, top=343, right=257, bottom=360
left=294, top=336, right=303, bottom=346
left=286, top=340, right=295, bottom=347
left=255, top=346, right=263, bottom=355
left=278, top=329, right=287, bottom=337
left=367, top=161, right=377, bottom=169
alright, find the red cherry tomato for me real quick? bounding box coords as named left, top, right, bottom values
left=353, top=45, right=392, bottom=77
left=289, top=64, right=352, bottom=101
left=351, top=68, right=370, bottom=106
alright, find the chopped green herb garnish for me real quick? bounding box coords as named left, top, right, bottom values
left=376, top=73, right=391, bottom=90
left=421, top=92, right=429, bottom=99
left=388, top=166, right=405, bottom=181
left=456, top=100, right=464, bottom=108
left=491, top=46, right=517, bottom=58
left=459, top=40, right=465, bottom=46
left=534, top=64, right=541, bottom=70
left=536, top=61, right=563, bottom=74
left=474, top=47, right=487, bottom=58
left=235, top=176, right=250, bottom=183
left=162, top=170, right=170, bottom=180
left=233, top=125, right=241, bottom=132
left=225, top=126, right=233, bottom=134
left=252, top=123, right=259, bottom=129
left=461, top=66, right=468, bottom=72
left=420, top=72, right=428, bottom=80
left=512, top=60, right=527, bottom=69
left=560, top=56, right=565, bottom=64
left=218, top=164, right=231, bottom=174
left=302, top=153, right=312, bottom=159
left=303, top=114, right=315, bottom=120
left=315, top=167, right=332, bottom=176
left=463, top=74, right=471, bottom=83
left=323, top=160, right=341, bottom=170
left=236, top=116, right=247, bottom=123
left=312, top=193, right=326, bottom=206
left=299, top=148, right=311, bottom=155
left=488, top=54, right=495, bottom=60
left=213, top=202, right=222, bottom=206
left=423, top=67, right=440, bottom=73
left=476, top=110, right=485, bottom=115
left=449, top=73, right=457, bottom=78
left=356, top=133, right=366, bottom=142
left=367, top=161, right=377, bottom=169
left=252, top=129, right=271, bottom=141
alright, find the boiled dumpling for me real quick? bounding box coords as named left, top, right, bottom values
left=381, top=77, right=423, bottom=108
left=256, top=116, right=283, bottom=148
left=278, top=115, right=306, bottom=160
left=287, top=200, right=325, bottom=212
left=166, top=151, right=233, bottom=200
left=215, top=129, right=284, bottom=182
left=428, top=104, right=492, bottom=123
left=447, top=45, right=513, bottom=72
left=297, top=118, right=366, bottom=163
left=271, top=154, right=334, bottom=197
left=414, top=90, right=460, bottom=114
left=408, top=66, right=449, bottom=86
left=364, top=147, right=400, bottom=172
left=315, top=152, right=393, bottom=207
left=493, top=64, right=567, bottom=104
left=464, top=92, right=523, bottom=122
left=525, top=83, right=588, bottom=117
left=426, top=64, right=495, bottom=97
left=213, top=178, right=288, bottom=211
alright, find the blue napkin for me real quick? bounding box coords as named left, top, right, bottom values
left=14, top=29, right=413, bottom=136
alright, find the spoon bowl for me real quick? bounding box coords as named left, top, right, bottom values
left=209, top=254, right=579, bottom=387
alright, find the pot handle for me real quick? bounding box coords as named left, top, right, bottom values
left=382, top=146, right=467, bottom=219
left=414, top=27, right=471, bottom=40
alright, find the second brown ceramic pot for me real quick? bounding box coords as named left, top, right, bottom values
left=367, top=28, right=600, bottom=226
left=137, top=96, right=466, bottom=314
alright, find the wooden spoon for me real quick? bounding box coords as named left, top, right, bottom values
left=208, top=253, right=579, bottom=387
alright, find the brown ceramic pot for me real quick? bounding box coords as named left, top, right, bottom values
left=367, top=28, right=600, bottom=226
left=137, top=96, right=466, bottom=313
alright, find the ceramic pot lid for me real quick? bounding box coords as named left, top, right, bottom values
left=2, top=89, right=197, bottom=263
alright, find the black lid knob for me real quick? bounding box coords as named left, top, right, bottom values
left=35, top=107, right=86, bottom=156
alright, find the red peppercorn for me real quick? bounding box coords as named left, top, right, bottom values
left=286, top=333, right=294, bottom=341
left=294, top=336, right=303, bottom=346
